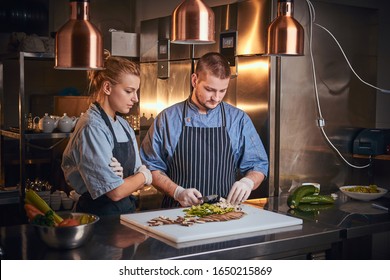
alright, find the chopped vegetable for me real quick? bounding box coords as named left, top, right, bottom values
left=183, top=203, right=235, bottom=218
left=31, top=210, right=56, bottom=227
left=25, top=189, right=63, bottom=224
left=24, top=203, right=44, bottom=221
left=345, top=185, right=380, bottom=193
left=58, top=218, right=80, bottom=227
left=79, top=214, right=95, bottom=225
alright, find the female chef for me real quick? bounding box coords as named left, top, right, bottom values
left=62, top=55, right=152, bottom=216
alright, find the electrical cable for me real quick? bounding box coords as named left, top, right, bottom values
left=314, top=23, right=390, bottom=94
left=305, top=0, right=371, bottom=169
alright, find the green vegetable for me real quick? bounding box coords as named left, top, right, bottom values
left=345, top=185, right=379, bottom=193
left=79, top=214, right=96, bottom=225
left=183, top=203, right=234, bottom=218
left=297, top=203, right=334, bottom=212
left=299, top=195, right=335, bottom=205
left=31, top=210, right=56, bottom=227
left=287, top=185, right=319, bottom=209
left=288, top=208, right=316, bottom=220
left=25, top=189, right=63, bottom=224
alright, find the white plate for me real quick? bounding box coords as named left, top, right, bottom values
left=339, top=185, right=388, bottom=201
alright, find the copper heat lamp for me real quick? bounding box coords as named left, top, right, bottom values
left=55, top=0, right=104, bottom=70
left=266, top=0, right=304, bottom=56
left=171, top=0, right=215, bottom=44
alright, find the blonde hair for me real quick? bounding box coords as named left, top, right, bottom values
left=87, top=54, right=140, bottom=102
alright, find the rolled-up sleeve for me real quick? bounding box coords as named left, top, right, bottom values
left=140, top=115, right=169, bottom=172
left=140, top=105, right=183, bottom=172
left=76, top=125, right=124, bottom=198
left=231, top=112, right=269, bottom=177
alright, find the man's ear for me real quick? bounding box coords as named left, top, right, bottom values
left=191, top=73, right=198, bottom=88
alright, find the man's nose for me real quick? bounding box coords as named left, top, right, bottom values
left=212, top=93, right=221, bottom=102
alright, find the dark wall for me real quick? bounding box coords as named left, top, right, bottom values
left=0, top=0, right=49, bottom=36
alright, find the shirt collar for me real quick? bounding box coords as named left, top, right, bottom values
left=91, top=102, right=117, bottom=122
left=186, top=96, right=221, bottom=116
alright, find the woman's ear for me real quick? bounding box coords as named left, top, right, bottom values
left=103, top=81, right=111, bottom=95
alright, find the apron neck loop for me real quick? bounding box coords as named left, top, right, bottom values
left=94, top=102, right=118, bottom=143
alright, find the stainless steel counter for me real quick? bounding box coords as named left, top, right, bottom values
left=274, top=192, right=390, bottom=239
left=0, top=192, right=389, bottom=260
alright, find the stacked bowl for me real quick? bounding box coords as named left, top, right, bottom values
left=50, top=191, right=62, bottom=211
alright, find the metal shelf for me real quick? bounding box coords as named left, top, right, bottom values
left=0, top=189, right=20, bottom=205
left=0, top=129, right=71, bottom=140
left=6, top=158, right=52, bottom=165
left=0, top=52, right=55, bottom=60
left=0, top=51, right=64, bottom=198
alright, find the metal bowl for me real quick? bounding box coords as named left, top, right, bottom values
left=33, top=212, right=99, bottom=249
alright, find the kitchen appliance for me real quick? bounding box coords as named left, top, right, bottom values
left=353, top=129, right=390, bottom=155
left=108, top=30, right=139, bottom=57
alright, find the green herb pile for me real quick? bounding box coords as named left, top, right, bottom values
left=183, top=203, right=235, bottom=218
left=31, top=210, right=56, bottom=227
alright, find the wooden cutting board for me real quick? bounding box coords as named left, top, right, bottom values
left=120, top=205, right=302, bottom=244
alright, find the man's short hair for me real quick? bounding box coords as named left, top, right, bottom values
left=195, top=52, right=231, bottom=79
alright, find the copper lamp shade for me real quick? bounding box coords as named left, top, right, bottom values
left=55, top=0, right=104, bottom=70
left=266, top=0, right=304, bottom=56
left=171, top=0, right=215, bottom=44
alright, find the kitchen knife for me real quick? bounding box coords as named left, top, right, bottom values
left=198, top=194, right=220, bottom=204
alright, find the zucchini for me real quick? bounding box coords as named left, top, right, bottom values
left=288, top=208, right=316, bottom=220
left=287, top=185, right=319, bottom=209
left=299, top=195, right=335, bottom=205
left=297, top=203, right=334, bottom=212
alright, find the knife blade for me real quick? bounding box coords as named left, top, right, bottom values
left=198, top=194, right=220, bottom=204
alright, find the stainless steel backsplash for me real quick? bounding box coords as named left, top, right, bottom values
left=277, top=1, right=387, bottom=194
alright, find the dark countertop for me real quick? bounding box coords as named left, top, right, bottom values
left=1, top=191, right=389, bottom=260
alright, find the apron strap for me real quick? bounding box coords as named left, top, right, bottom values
left=94, top=102, right=132, bottom=142
left=94, top=102, right=119, bottom=143
left=182, top=100, right=188, bottom=127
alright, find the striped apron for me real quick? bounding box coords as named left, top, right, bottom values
left=162, top=101, right=236, bottom=208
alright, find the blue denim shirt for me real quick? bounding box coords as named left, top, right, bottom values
left=140, top=99, right=269, bottom=177
left=62, top=104, right=142, bottom=199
